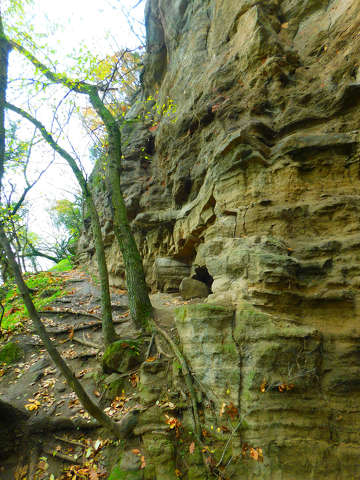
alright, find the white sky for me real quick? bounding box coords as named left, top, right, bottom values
left=4, top=0, right=146, bottom=265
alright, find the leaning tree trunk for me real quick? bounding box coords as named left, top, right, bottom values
left=0, top=224, right=122, bottom=438
left=5, top=102, right=117, bottom=346
left=0, top=12, right=10, bottom=194
left=89, top=90, right=153, bottom=332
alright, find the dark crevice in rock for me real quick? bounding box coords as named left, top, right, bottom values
left=192, top=265, right=213, bottom=291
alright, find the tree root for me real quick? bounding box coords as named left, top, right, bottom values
left=53, top=434, right=85, bottom=448
left=154, top=334, right=173, bottom=359
left=27, top=415, right=101, bottom=433
left=151, top=320, right=218, bottom=477
left=28, top=443, right=41, bottom=480
left=72, top=335, right=101, bottom=349
left=43, top=447, right=82, bottom=464
left=145, top=333, right=155, bottom=358
left=39, top=309, right=102, bottom=321
left=151, top=321, right=202, bottom=443
left=133, top=424, right=169, bottom=436
left=35, top=317, right=128, bottom=335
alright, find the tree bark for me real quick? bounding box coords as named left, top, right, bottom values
left=88, top=88, right=153, bottom=332
left=0, top=12, right=10, bottom=194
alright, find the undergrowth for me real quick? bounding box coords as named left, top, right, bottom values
left=49, top=258, right=73, bottom=272
left=0, top=271, right=67, bottom=331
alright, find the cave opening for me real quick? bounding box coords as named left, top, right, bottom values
left=192, top=266, right=214, bottom=291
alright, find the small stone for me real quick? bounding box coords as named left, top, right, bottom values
left=179, top=278, right=210, bottom=300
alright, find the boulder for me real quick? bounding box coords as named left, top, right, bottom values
left=179, top=277, right=210, bottom=300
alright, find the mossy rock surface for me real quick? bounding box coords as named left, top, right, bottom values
left=108, top=464, right=143, bottom=480
left=0, top=342, right=24, bottom=364
left=102, top=339, right=143, bottom=374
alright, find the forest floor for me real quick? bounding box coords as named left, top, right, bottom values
left=0, top=269, right=195, bottom=480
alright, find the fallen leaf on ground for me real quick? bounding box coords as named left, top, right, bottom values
left=146, top=356, right=156, bottom=362
left=225, top=402, right=239, bottom=420
left=89, top=469, right=99, bottom=480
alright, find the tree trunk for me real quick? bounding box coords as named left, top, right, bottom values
left=0, top=224, right=122, bottom=438
left=89, top=90, right=153, bottom=332
left=0, top=14, right=10, bottom=194
left=85, top=193, right=118, bottom=345
left=108, top=132, right=153, bottom=332
left=5, top=102, right=117, bottom=346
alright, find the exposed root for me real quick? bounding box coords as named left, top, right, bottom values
left=39, top=309, right=103, bottom=321
left=145, top=332, right=155, bottom=358
left=151, top=321, right=202, bottom=443
left=27, top=415, right=101, bottom=433
left=28, top=443, right=41, bottom=480
left=43, top=447, right=82, bottom=464
left=72, top=335, right=101, bottom=349
left=40, top=317, right=128, bottom=335
left=133, top=424, right=169, bottom=435
left=53, top=435, right=85, bottom=448
left=154, top=334, right=174, bottom=359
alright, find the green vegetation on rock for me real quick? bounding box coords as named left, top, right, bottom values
left=108, top=465, right=143, bottom=480
left=0, top=341, right=24, bottom=364
left=102, top=339, right=143, bottom=374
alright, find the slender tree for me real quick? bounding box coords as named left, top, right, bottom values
left=5, top=39, right=153, bottom=332
left=0, top=10, right=10, bottom=195
left=6, top=101, right=118, bottom=346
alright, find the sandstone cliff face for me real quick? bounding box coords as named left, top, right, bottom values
left=78, top=1, right=360, bottom=478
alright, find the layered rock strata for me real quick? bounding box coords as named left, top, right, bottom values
left=78, top=1, right=360, bottom=478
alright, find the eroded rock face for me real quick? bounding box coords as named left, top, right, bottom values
left=78, top=0, right=360, bottom=477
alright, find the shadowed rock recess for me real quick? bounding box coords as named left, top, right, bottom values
left=78, top=1, right=360, bottom=478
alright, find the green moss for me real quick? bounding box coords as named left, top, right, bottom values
left=223, top=342, right=238, bottom=355
left=103, top=339, right=142, bottom=373
left=0, top=342, right=24, bottom=364
left=108, top=465, right=143, bottom=480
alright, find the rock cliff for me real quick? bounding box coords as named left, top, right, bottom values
left=78, top=1, right=360, bottom=478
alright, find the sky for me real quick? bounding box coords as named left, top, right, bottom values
left=4, top=0, right=146, bottom=267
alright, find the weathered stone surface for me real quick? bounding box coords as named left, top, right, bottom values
left=154, top=257, right=190, bottom=292
left=78, top=0, right=360, bottom=477
left=179, top=277, right=209, bottom=299
left=175, top=304, right=239, bottom=406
